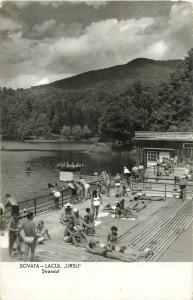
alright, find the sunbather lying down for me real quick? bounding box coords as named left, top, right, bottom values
left=85, top=240, right=153, bottom=262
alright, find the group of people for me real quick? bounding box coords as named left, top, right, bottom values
left=86, top=226, right=153, bottom=262
left=156, top=157, right=177, bottom=177
left=61, top=205, right=96, bottom=246
left=8, top=210, right=50, bottom=261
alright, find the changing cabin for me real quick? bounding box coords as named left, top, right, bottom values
left=134, top=131, right=193, bottom=167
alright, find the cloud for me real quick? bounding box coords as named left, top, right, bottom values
left=83, top=1, right=107, bottom=9
left=0, top=2, right=192, bottom=89
left=38, top=1, right=107, bottom=9
left=0, top=16, right=21, bottom=31
left=12, top=1, right=33, bottom=9
left=27, top=19, right=83, bottom=39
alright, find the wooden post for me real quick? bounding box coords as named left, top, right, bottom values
left=137, top=141, right=140, bottom=167
left=164, top=184, right=167, bottom=201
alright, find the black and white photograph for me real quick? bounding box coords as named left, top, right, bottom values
left=0, top=0, right=192, bottom=267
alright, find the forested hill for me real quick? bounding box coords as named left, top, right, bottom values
left=1, top=49, right=192, bottom=142
left=40, top=58, right=181, bottom=90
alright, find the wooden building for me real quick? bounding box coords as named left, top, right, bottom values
left=134, top=131, right=193, bottom=167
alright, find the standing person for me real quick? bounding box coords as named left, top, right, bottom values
left=91, top=190, right=102, bottom=219
left=80, top=178, right=91, bottom=201
left=48, top=183, right=55, bottom=194
left=20, top=211, right=37, bottom=262
left=83, top=208, right=95, bottom=235
left=104, top=172, right=111, bottom=197
left=73, top=180, right=83, bottom=202
left=8, top=213, right=22, bottom=258
left=0, top=202, right=6, bottom=231
left=53, top=190, right=61, bottom=209
left=123, top=166, right=131, bottom=184
left=179, top=175, right=187, bottom=201
left=138, top=164, right=145, bottom=181
left=67, top=181, right=77, bottom=203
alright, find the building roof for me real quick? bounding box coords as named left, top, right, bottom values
left=134, top=131, right=193, bottom=142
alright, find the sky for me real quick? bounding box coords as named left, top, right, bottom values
left=0, top=0, right=192, bottom=89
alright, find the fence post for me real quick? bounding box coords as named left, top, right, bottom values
left=62, top=189, right=64, bottom=207
left=34, top=198, right=37, bottom=216
left=164, top=184, right=167, bottom=201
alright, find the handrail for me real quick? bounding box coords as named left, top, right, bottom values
left=17, top=175, right=101, bottom=217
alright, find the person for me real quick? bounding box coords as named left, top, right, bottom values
left=60, top=203, right=73, bottom=224
left=53, top=189, right=61, bottom=209
left=115, top=199, right=136, bottom=218
left=156, top=162, right=162, bottom=177
left=36, top=220, right=51, bottom=244
left=107, top=226, right=118, bottom=250
left=85, top=240, right=153, bottom=262
left=83, top=208, right=95, bottom=235
left=48, top=183, right=55, bottom=194
left=164, top=161, right=169, bottom=176
left=100, top=170, right=107, bottom=181
left=91, top=190, right=102, bottom=219
left=73, top=208, right=81, bottom=226
left=132, top=166, right=140, bottom=180
left=179, top=175, right=187, bottom=201
left=138, top=164, right=145, bottom=181
left=123, top=166, right=131, bottom=184
left=0, top=202, right=6, bottom=231
left=104, top=172, right=111, bottom=197
left=174, top=156, right=178, bottom=167
left=5, top=194, right=20, bottom=219
left=73, top=180, right=83, bottom=202
left=114, top=174, right=121, bottom=197
left=80, top=178, right=91, bottom=201
left=120, top=180, right=128, bottom=197
left=8, top=213, right=22, bottom=258
left=20, top=211, right=37, bottom=262
left=63, top=219, right=88, bottom=246
left=67, top=181, right=77, bottom=203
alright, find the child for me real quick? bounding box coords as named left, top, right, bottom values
left=107, top=226, right=118, bottom=250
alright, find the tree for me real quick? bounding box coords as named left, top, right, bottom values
left=82, top=125, right=92, bottom=139
left=61, top=125, right=71, bottom=136
left=71, top=125, right=82, bottom=140
left=99, top=96, right=135, bottom=143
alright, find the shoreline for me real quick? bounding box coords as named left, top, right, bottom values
left=1, top=140, right=135, bottom=154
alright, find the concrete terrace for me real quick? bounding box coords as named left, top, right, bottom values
left=1, top=166, right=192, bottom=262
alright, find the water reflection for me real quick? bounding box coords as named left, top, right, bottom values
left=1, top=143, right=136, bottom=203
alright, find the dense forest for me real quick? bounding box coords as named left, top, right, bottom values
left=1, top=49, right=193, bottom=143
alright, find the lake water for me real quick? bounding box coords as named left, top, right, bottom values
left=1, top=141, right=136, bottom=203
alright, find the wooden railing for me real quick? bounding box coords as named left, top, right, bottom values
left=130, top=178, right=193, bottom=199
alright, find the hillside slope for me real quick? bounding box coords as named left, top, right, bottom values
left=39, top=58, right=182, bottom=90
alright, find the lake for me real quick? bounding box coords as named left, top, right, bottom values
left=0, top=141, right=136, bottom=203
